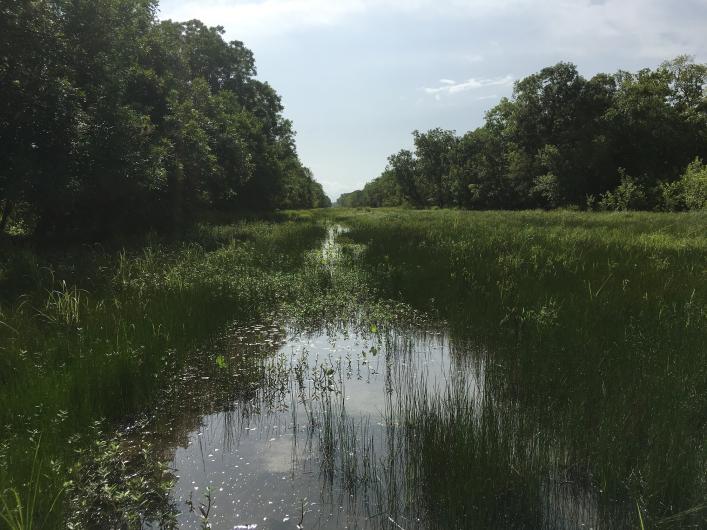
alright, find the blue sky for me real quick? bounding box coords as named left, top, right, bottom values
left=158, top=0, right=707, bottom=200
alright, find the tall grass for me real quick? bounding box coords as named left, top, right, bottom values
left=2, top=209, right=704, bottom=528
left=0, top=439, right=63, bottom=530
left=316, top=208, right=706, bottom=528
left=0, top=218, right=327, bottom=527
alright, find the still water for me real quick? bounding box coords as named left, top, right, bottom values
left=144, top=226, right=627, bottom=529
left=169, top=323, right=456, bottom=529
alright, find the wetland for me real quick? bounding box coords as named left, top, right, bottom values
left=1, top=210, right=705, bottom=529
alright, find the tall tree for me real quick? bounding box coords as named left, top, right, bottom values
left=0, top=1, right=328, bottom=238
left=341, top=58, right=707, bottom=212
left=412, top=128, right=458, bottom=207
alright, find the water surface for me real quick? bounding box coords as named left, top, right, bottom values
left=168, top=323, right=455, bottom=529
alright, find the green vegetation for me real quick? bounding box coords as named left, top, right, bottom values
left=0, top=217, right=329, bottom=527
left=0, top=209, right=705, bottom=528
left=337, top=58, right=707, bottom=212
left=1, top=3, right=706, bottom=528
left=318, top=208, right=706, bottom=528
left=1, top=0, right=329, bottom=240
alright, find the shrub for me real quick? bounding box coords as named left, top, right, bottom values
left=680, top=158, right=707, bottom=210
left=530, top=173, right=560, bottom=209
left=657, top=179, right=685, bottom=211
left=598, top=169, right=648, bottom=211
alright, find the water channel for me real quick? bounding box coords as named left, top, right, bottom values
left=145, top=226, right=628, bottom=529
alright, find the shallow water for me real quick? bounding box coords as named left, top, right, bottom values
left=146, top=225, right=633, bottom=529
left=157, top=322, right=625, bottom=530
left=168, top=324, right=455, bottom=529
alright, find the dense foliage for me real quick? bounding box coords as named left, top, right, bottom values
left=0, top=0, right=329, bottom=239
left=338, top=58, right=707, bottom=211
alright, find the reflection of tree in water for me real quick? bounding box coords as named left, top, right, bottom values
left=146, top=319, right=289, bottom=457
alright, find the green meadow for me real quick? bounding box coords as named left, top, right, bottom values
left=1, top=209, right=705, bottom=528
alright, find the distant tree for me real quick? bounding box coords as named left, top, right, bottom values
left=412, top=129, right=458, bottom=207
left=388, top=150, right=423, bottom=207
left=342, top=57, right=707, bottom=212
left=336, top=190, right=365, bottom=207
left=531, top=173, right=560, bottom=209
left=450, top=126, right=512, bottom=209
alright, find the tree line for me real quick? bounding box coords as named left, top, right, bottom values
left=338, top=58, right=707, bottom=212
left=1, top=0, right=330, bottom=239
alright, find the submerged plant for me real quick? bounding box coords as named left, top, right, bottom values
left=186, top=487, right=213, bottom=530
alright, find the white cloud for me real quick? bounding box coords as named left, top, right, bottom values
left=159, top=1, right=706, bottom=62
left=423, top=75, right=513, bottom=96
left=158, top=0, right=531, bottom=41
left=158, top=0, right=368, bottom=40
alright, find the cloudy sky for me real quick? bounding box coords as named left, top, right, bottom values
left=158, top=0, right=707, bottom=199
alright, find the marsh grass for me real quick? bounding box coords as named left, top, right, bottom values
left=1, top=209, right=705, bottom=528
left=313, top=208, right=706, bottom=529
left=0, top=439, right=63, bottom=530
left=0, top=218, right=327, bottom=527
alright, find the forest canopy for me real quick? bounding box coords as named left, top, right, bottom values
left=0, top=0, right=330, bottom=239
left=337, top=58, right=707, bottom=212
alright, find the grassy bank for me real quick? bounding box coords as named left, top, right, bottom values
left=317, top=208, right=707, bottom=528
left=0, top=216, right=328, bottom=528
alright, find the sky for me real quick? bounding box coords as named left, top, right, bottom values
left=157, top=0, right=707, bottom=200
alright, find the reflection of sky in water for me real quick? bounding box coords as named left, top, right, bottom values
left=161, top=225, right=613, bottom=529
left=170, top=325, right=454, bottom=529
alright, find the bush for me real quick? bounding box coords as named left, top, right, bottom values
left=530, top=173, right=560, bottom=209
left=680, top=158, right=707, bottom=210
left=598, top=170, right=648, bottom=211
left=658, top=180, right=685, bottom=211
